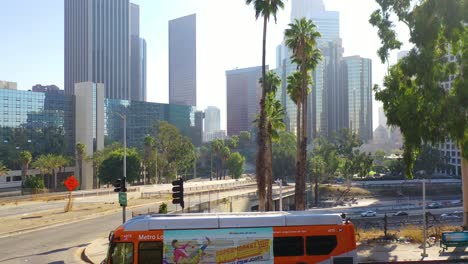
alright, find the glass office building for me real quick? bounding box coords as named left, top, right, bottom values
left=0, top=88, right=195, bottom=156
left=0, top=89, right=74, bottom=156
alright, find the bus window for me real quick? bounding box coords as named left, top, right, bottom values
left=139, top=242, right=163, bottom=264
left=109, top=242, right=134, bottom=264
left=273, top=236, right=304, bottom=256
left=306, top=235, right=337, bottom=255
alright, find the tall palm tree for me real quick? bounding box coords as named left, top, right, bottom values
left=75, top=142, right=86, bottom=189
left=19, top=151, right=32, bottom=179
left=54, top=155, right=69, bottom=189
left=262, top=70, right=285, bottom=210
left=211, top=139, right=224, bottom=180
left=245, top=0, right=285, bottom=212
left=285, top=18, right=322, bottom=210
left=32, top=154, right=54, bottom=188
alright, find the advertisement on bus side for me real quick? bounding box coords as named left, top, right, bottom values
left=163, top=227, right=273, bottom=263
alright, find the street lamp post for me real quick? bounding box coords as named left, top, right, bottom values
left=116, top=113, right=127, bottom=224
left=275, top=179, right=283, bottom=211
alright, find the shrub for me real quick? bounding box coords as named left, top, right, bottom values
left=23, top=176, right=45, bottom=191
left=158, top=202, right=168, bottom=214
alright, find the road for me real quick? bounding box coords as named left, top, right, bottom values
left=0, top=210, right=125, bottom=264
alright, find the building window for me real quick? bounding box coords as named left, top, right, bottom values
left=6, top=177, right=11, bottom=182
left=13, top=176, right=22, bottom=181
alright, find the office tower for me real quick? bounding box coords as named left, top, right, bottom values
left=378, top=106, right=387, bottom=128
left=324, top=39, right=346, bottom=136
left=64, top=0, right=130, bottom=99
left=169, top=14, right=197, bottom=107
left=0, top=81, right=17, bottom=90
left=130, top=4, right=146, bottom=102
left=276, top=43, right=298, bottom=134
left=140, top=38, right=147, bottom=101
left=226, top=66, right=265, bottom=136
left=291, top=0, right=325, bottom=21
left=204, top=106, right=221, bottom=134
left=342, top=56, right=373, bottom=142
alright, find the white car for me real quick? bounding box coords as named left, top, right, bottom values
left=361, top=210, right=377, bottom=217
left=440, top=213, right=460, bottom=220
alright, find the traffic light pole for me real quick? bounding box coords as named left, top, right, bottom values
left=123, top=115, right=127, bottom=224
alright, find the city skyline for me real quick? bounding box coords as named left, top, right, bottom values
left=0, top=0, right=413, bottom=130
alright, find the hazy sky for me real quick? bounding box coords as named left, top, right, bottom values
left=0, top=0, right=412, bottom=130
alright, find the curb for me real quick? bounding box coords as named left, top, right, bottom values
left=82, top=238, right=107, bottom=264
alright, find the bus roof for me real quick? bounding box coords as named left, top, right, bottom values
left=122, top=211, right=344, bottom=231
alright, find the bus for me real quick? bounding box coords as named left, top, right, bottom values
left=105, top=211, right=357, bottom=264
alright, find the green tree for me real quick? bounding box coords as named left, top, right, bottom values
left=154, top=122, right=196, bottom=182
left=75, top=142, right=86, bottom=188
left=369, top=0, right=466, bottom=179
left=285, top=18, right=322, bottom=210
left=143, top=135, right=155, bottom=184
left=374, top=149, right=386, bottom=167
left=261, top=70, right=286, bottom=210
left=98, top=148, right=142, bottom=184
left=19, top=151, right=32, bottom=179
left=227, top=152, right=245, bottom=179
left=90, top=142, right=121, bottom=186
left=272, top=132, right=296, bottom=182
left=221, top=146, right=231, bottom=179
left=246, top=0, right=285, bottom=212
left=414, top=144, right=452, bottom=177
left=309, top=155, right=326, bottom=206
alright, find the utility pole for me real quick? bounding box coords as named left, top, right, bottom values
left=123, top=114, right=127, bottom=224
left=421, top=179, right=428, bottom=258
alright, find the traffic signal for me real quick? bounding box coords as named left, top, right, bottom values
left=172, top=178, right=184, bottom=208
left=114, top=178, right=122, bottom=192
left=113, top=177, right=127, bottom=192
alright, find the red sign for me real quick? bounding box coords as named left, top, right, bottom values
left=64, top=175, right=79, bottom=191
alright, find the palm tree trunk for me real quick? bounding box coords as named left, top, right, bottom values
left=295, top=101, right=302, bottom=210
left=299, top=65, right=309, bottom=210
left=53, top=169, right=57, bottom=190
left=255, top=15, right=268, bottom=212
left=266, top=124, right=273, bottom=211
left=314, top=175, right=319, bottom=206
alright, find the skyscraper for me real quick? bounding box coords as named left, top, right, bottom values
left=342, top=56, right=373, bottom=142
left=226, top=66, right=265, bottom=136
left=204, top=106, right=221, bottom=134
left=64, top=0, right=130, bottom=99
left=169, top=14, right=197, bottom=107
left=130, top=3, right=147, bottom=102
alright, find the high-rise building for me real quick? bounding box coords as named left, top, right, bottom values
left=64, top=0, right=130, bottom=99
left=130, top=4, right=146, bottom=102
left=0, top=81, right=17, bottom=90
left=140, top=38, right=147, bottom=101
left=169, top=14, right=196, bottom=107
left=342, top=56, right=373, bottom=142
left=291, top=0, right=325, bottom=22
left=204, top=106, right=221, bottom=134
left=226, top=66, right=265, bottom=136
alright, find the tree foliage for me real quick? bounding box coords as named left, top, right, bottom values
left=154, top=122, right=196, bottom=182
left=246, top=0, right=285, bottom=212
left=22, top=175, right=45, bottom=191
left=369, top=0, right=467, bottom=179
left=0, top=161, right=8, bottom=176
left=284, top=17, right=322, bottom=210
left=227, top=152, right=245, bottom=179
left=272, top=132, right=296, bottom=182
left=98, top=148, right=141, bottom=184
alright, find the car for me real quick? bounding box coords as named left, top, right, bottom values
left=361, top=210, right=377, bottom=217
left=393, top=211, right=408, bottom=216
left=427, top=202, right=443, bottom=209
left=440, top=213, right=461, bottom=220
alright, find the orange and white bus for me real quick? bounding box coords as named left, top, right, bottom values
left=105, top=211, right=357, bottom=264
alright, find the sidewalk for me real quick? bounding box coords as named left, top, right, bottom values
left=83, top=237, right=468, bottom=263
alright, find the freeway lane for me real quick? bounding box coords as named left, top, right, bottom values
left=0, top=210, right=126, bottom=264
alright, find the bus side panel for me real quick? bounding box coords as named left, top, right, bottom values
left=273, top=224, right=356, bottom=263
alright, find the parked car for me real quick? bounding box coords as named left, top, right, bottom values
left=393, top=211, right=408, bottom=216
left=440, top=213, right=461, bottom=220
left=361, top=210, right=377, bottom=217
left=427, top=202, right=443, bottom=209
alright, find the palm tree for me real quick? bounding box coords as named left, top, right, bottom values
left=75, top=142, right=86, bottom=189
left=32, top=154, right=54, bottom=188
left=285, top=18, right=322, bottom=210
left=211, top=139, right=224, bottom=180
left=19, top=151, right=32, bottom=179
left=246, top=0, right=285, bottom=212
left=0, top=161, right=8, bottom=176
left=262, top=70, right=285, bottom=210
left=54, top=155, right=69, bottom=189
left=221, top=146, right=231, bottom=179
